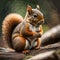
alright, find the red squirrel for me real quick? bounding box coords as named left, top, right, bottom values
left=2, top=5, right=44, bottom=53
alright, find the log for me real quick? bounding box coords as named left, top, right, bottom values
left=30, top=42, right=60, bottom=55
left=27, top=49, right=60, bottom=60
left=0, top=51, right=25, bottom=60
left=27, top=43, right=60, bottom=60
left=0, top=42, right=60, bottom=60
left=40, top=42, right=60, bottom=50
left=41, top=25, right=60, bottom=46
left=27, top=50, right=56, bottom=60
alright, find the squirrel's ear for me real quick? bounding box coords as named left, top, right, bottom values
left=27, top=5, right=32, bottom=14
left=36, top=5, right=40, bottom=10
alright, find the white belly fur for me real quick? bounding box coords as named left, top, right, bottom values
left=24, top=40, right=37, bottom=49
left=29, top=24, right=40, bottom=32
left=24, top=24, right=40, bottom=49
left=24, top=40, right=30, bottom=49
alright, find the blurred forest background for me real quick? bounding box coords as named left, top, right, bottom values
left=0, top=0, right=60, bottom=36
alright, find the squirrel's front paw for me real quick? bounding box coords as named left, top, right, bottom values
left=35, top=46, right=40, bottom=50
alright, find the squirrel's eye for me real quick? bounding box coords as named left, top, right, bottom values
left=33, top=14, right=37, bottom=17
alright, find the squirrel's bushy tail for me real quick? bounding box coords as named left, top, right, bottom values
left=2, top=13, right=23, bottom=48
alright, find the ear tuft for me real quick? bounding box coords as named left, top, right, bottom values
left=36, top=5, right=40, bottom=10
left=27, top=5, right=32, bottom=14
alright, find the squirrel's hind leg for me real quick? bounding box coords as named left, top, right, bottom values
left=35, top=38, right=41, bottom=49
left=12, top=36, right=30, bottom=54
left=12, top=36, right=26, bottom=52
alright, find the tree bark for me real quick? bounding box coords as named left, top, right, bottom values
left=0, top=51, right=25, bottom=60
left=41, top=25, right=60, bottom=46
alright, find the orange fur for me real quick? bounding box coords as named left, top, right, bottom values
left=2, top=13, right=23, bottom=48
left=2, top=5, right=44, bottom=53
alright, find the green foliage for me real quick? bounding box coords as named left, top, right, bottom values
left=0, top=0, right=49, bottom=36
left=0, top=0, right=59, bottom=35
left=43, top=25, right=49, bottom=33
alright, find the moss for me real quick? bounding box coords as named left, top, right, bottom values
left=43, top=25, right=49, bottom=33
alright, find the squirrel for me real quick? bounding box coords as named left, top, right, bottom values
left=2, top=5, right=44, bottom=53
